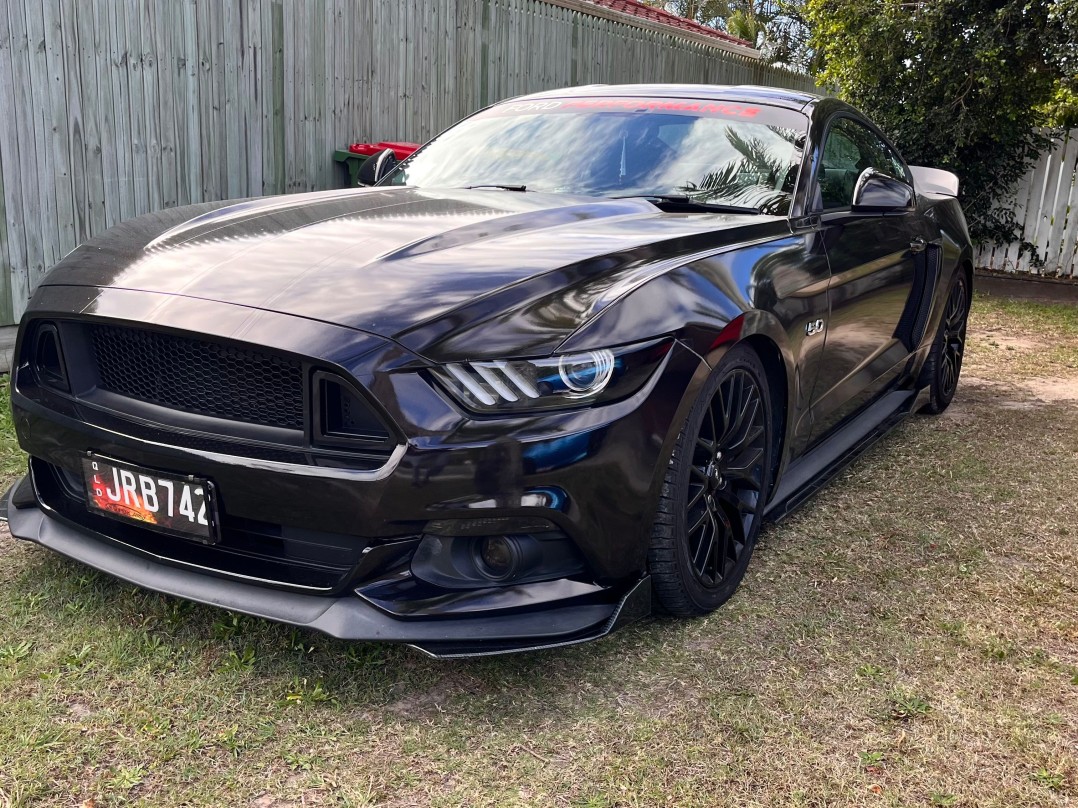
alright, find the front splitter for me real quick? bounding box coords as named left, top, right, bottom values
left=2, top=478, right=651, bottom=658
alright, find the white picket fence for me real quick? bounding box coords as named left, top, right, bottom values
left=974, top=128, right=1078, bottom=277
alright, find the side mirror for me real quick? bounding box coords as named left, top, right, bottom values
left=356, top=148, right=398, bottom=186
left=851, top=168, right=914, bottom=213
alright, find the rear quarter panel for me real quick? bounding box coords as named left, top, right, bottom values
left=917, top=191, right=974, bottom=357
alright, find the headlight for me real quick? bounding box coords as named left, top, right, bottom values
left=431, top=338, right=672, bottom=413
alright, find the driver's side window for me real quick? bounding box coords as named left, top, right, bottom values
left=817, top=117, right=907, bottom=211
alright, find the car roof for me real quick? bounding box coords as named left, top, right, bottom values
left=501, top=83, right=824, bottom=112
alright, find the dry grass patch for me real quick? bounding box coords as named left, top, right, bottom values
left=966, top=292, right=1078, bottom=383
left=1, top=290, right=1077, bottom=806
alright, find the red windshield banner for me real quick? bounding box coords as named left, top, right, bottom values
left=487, top=97, right=762, bottom=119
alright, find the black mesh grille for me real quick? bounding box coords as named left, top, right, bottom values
left=88, top=325, right=305, bottom=430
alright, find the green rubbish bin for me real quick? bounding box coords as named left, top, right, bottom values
left=333, top=149, right=370, bottom=188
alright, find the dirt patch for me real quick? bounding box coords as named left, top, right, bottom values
left=955, top=375, right=1078, bottom=412
left=975, top=330, right=1044, bottom=352
left=383, top=679, right=456, bottom=719
left=944, top=377, right=1041, bottom=418
left=64, top=701, right=94, bottom=721
left=1023, top=377, right=1078, bottom=402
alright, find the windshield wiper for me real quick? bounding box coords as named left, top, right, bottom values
left=616, top=194, right=761, bottom=215
left=463, top=184, right=528, bottom=192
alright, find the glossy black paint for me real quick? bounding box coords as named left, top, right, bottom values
left=6, top=85, right=973, bottom=655
left=37, top=187, right=793, bottom=361
left=852, top=170, right=916, bottom=212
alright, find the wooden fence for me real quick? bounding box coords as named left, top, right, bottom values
left=0, top=0, right=816, bottom=329
left=975, top=128, right=1078, bottom=278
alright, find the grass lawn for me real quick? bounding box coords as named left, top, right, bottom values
left=1, top=290, right=1076, bottom=807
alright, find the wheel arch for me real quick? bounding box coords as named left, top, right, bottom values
left=698, top=310, right=794, bottom=487
left=961, top=256, right=974, bottom=294
left=739, top=333, right=788, bottom=491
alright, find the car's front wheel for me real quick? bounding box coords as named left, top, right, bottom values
left=648, top=345, right=775, bottom=616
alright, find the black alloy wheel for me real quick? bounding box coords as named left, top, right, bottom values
left=921, top=273, right=970, bottom=414
left=649, top=345, right=775, bottom=616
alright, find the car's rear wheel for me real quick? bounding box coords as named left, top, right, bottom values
left=920, top=272, right=970, bottom=414
left=648, top=345, right=774, bottom=616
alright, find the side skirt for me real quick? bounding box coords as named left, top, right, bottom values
left=764, top=389, right=915, bottom=523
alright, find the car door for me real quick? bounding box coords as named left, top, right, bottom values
left=807, top=115, right=933, bottom=441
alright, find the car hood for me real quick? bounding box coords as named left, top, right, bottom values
left=41, top=186, right=789, bottom=360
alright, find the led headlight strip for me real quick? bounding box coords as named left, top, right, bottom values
left=444, top=361, right=540, bottom=406
left=432, top=340, right=671, bottom=413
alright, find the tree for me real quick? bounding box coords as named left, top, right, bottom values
left=643, top=0, right=817, bottom=71
left=726, top=6, right=767, bottom=44
left=1038, top=82, right=1078, bottom=128
left=804, top=0, right=1073, bottom=249
left=641, top=0, right=731, bottom=26
left=1039, top=0, right=1078, bottom=126
left=762, top=1, right=817, bottom=73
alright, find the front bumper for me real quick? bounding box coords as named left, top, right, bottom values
left=15, top=289, right=708, bottom=584
left=9, top=290, right=710, bottom=653
left=8, top=296, right=712, bottom=654
left=4, top=478, right=651, bottom=657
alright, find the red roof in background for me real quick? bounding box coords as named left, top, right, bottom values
left=585, top=0, right=752, bottom=47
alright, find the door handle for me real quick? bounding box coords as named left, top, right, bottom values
left=910, top=236, right=927, bottom=253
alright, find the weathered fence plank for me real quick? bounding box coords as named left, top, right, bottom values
left=1056, top=135, right=1078, bottom=275
left=0, top=0, right=24, bottom=325
left=25, top=0, right=60, bottom=278
left=975, top=128, right=1078, bottom=277
left=61, top=0, right=87, bottom=248
left=1044, top=134, right=1078, bottom=271
left=0, top=0, right=818, bottom=327
left=9, top=0, right=43, bottom=299
left=0, top=123, right=12, bottom=327
left=76, top=0, right=107, bottom=236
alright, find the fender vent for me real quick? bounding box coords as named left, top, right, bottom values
left=895, top=244, right=941, bottom=351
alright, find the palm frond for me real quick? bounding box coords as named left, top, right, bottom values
left=677, top=125, right=799, bottom=213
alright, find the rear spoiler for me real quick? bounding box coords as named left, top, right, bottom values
left=909, top=166, right=959, bottom=197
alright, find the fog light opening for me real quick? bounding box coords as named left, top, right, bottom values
left=476, top=536, right=519, bottom=581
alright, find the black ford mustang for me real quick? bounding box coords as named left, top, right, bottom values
left=4, top=85, right=972, bottom=657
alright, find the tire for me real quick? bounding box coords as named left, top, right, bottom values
left=648, top=344, right=775, bottom=616
left=919, top=272, right=970, bottom=415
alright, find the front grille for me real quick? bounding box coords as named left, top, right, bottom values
left=88, top=325, right=305, bottom=430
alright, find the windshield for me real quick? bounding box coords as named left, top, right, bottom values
left=386, top=97, right=808, bottom=214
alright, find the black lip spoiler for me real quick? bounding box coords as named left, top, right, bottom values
left=408, top=577, right=652, bottom=658
left=3, top=478, right=652, bottom=658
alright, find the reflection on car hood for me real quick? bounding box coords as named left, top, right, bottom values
left=42, top=186, right=789, bottom=360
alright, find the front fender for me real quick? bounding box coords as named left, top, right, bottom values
left=562, top=231, right=827, bottom=476
left=559, top=236, right=800, bottom=402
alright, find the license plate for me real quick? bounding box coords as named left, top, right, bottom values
left=81, top=455, right=220, bottom=544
